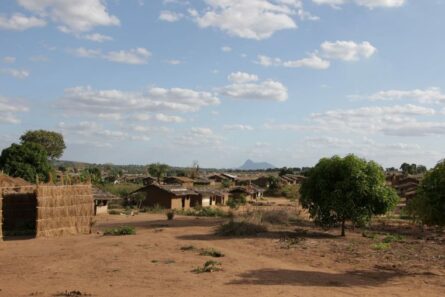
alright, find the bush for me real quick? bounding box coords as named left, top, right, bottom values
left=177, top=207, right=228, bottom=217
left=141, top=204, right=165, bottom=213
left=103, top=226, right=136, bottom=236
left=281, top=185, right=300, bottom=201
left=199, top=248, right=225, bottom=258
left=372, top=242, right=391, bottom=251
left=216, top=220, right=267, bottom=236
left=166, top=210, right=175, bottom=220
left=192, top=260, right=222, bottom=273
left=227, top=195, right=247, bottom=209
left=108, top=209, right=122, bottom=215
left=260, top=209, right=290, bottom=225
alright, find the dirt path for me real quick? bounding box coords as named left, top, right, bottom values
left=0, top=213, right=443, bottom=297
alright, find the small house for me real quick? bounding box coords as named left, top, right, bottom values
left=92, top=187, right=120, bottom=215
left=131, top=184, right=198, bottom=209
left=163, top=176, right=194, bottom=188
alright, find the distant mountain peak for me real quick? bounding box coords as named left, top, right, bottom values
left=239, top=159, right=276, bottom=170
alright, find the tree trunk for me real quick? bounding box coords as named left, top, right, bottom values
left=341, top=219, right=346, bottom=237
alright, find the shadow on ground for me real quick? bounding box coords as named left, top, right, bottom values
left=226, top=268, right=409, bottom=287
left=95, top=217, right=225, bottom=231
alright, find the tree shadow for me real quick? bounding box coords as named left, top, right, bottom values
left=176, top=228, right=338, bottom=241
left=227, top=268, right=410, bottom=287
left=95, top=217, right=225, bottom=231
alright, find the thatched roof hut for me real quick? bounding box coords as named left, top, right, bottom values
left=1, top=184, right=93, bottom=239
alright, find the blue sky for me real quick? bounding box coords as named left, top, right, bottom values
left=1, top=0, right=445, bottom=168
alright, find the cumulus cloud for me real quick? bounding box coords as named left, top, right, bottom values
left=2, top=56, right=16, bottom=64
left=16, top=0, right=120, bottom=33
left=0, top=13, right=46, bottom=31
left=221, top=72, right=288, bottom=102
left=312, top=0, right=405, bottom=9
left=266, top=104, right=445, bottom=137
left=175, top=127, right=223, bottom=147
left=221, top=46, right=232, bottom=52
left=0, top=96, right=29, bottom=124
left=282, top=54, right=330, bottom=69
left=82, top=33, right=113, bottom=43
left=159, top=10, right=183, bottom=22
left=320, top=41, right=377, bottom=61
left=56, top=86, right=220, bottom=117
left=223, top=124, right=254, bottom=131
left=366, top=87, right=445, bottom=104
left=71, top=47, right=151, bottom=65
left=1, top=68, right=30, bottom=79
left=228, top=72, right=259, bottom=83
left=192, top=0, right=301, bottom=40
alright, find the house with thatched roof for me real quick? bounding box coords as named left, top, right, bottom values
left=131, top=184, right=198, bottom=209
left=228, top=185, right=264, bottom=201
left=1, top=183, right=93, bottom=239
left=163, top=176, right=194, bottom=188
left=92, top=187, right=120, bottom=215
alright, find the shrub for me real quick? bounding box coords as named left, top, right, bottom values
left=372, top=242, right=391, bottom=251
left=199, top=248, right=225, bottom=258
left=166, top=210, right=175, bottom=220
left=192, top=260, right=222, bottom=273
left=382, top=234, right=404, bottom=243
left=260, top=209, right=290, bottom=225
left=108, top=209, right=122, bottom=215
left=103, top=226, right=136, bottom=236
left=180, top=245, right=196, bottom=251
left=216, top=220, right=267, bottom=236
left=177, top=207, right=228, bottom=217
left=227, top=195, right=247, bottom=209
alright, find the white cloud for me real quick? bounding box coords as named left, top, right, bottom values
left=367, top=87, right=445, bottom=104
left=221, top=73, right=288, bottom=102
left=0, top=96, right=29, bottom=124
left=2, top=56, right=16, bottom=64
left=57, top=86, right=220, bottom=116
left=228, top=72, right=259, bottom=83
left=71, top=47, right=151, bottom=65
left=165, top=59, right=183, bottom=65
left=283, top=53, right=330, bottom=69
left=221, top=46, right=232, bottom=52
left=175, top=127, right=223, bottom=147
left=192, top=0, right=299, bottom=40
left=223, top=124, right=254, bottom=131
left=0, top=13, right=46, bottom=31
left=1, top=68, right=30, bottom=79
left=82, top=33, right=113, bottom=43
left=159, top=10, right=183, bottom=22
left=154, top=113, right=184, bottom=123
left=320, top=41, right=377, bottom=61
left=17, top=0, right=120, bottom=33
left=256, top=53, right=329, bottom=69
left=104, top=48, right=151, bottom=65
left=312, top=0, right=405, bottom=9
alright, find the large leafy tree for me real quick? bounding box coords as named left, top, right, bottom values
left=148, top=163, right=170, bottom=183
left=0, top=143, right=52, bottom=183
left=20, top=130, right=66, bottom=160
left=300, top=154, right=399, bottom=236
left=407, top=161, right=445, bottom=227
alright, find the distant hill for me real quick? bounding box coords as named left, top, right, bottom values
left=239, top=159, right=276, bottom=170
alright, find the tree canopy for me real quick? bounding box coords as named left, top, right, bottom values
left=407, top=161, right=445, bottom=227
left=20, top=130, right=66, bottom=160
left=148, top=163, right=170, bottom=183
left=0, top=143, right=52, bottom=183
left=300, top=154, right=399, bottom=236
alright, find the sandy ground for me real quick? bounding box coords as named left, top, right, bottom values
left=0, top=201, right=444, bottom=297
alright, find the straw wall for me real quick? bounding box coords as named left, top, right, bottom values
left=36, top=185, right=93, bottom=237
left=0, top=194, right=2, bottom=239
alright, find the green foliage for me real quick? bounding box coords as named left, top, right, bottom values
left=221, top=179, right=231, bottom=188
left=176, top=207, right=228, bottom=217
left=103, top=226, right=136, bottom=235
left=407, top=161, right=445, bottom=227
left=100, top=183, right=141, bottom=198
left=281, top=184, right=300, bottom=201
left=300, top=154, right=399, bottom=236
left=371, top=242, right=391, bottom=251
left=0, top=142, right=52, bottom=183
left=199, top=248, right=225, bottom=258
left=148, top=163, right=170, bottom=183
left=80, top=167, right=102, bottom=184
left=192, top=260, right=222, bottom=273
left=227, top=195, right=247, bottom=209
left=216, top=220, right=267, bottom=236
left=20, top=130, right=66, bottom=160
left=400, top=163, right=427, bottom=175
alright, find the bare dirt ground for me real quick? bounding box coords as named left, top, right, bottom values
left=0, top=198, right=444, bottom=297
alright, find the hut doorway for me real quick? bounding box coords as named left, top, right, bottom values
left=2, top=192, right=37, bottom=237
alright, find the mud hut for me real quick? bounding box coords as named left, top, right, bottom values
left=1, top=184, right=93, bottom=239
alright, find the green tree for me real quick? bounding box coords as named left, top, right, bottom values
left=20, top=130, right=66, bottom=160
left=407, top=161, right=445, bottom=227
left=0, top=143, right=52, bottom=183
left=300, top=155, right=399, bottom=236
left=81, top=167, right=102, bottom=184
left=148, top=163, right=170, bottom=183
